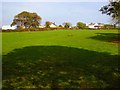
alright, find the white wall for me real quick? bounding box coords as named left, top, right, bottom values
left=50, top=24, right=57, bottom=28
left=2, top=25, right=17, bottom=30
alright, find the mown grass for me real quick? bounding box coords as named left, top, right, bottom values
left=2, top=30, right=120, bottom=89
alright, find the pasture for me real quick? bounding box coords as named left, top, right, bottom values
left=2, top=30, right=120, bottom=89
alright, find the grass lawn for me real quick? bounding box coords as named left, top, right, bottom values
left=2, top=30, right=120, bottom=89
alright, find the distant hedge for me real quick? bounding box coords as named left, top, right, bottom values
left=2, top=27, right=120, bottom=32
left=2, top=28, right=55, bottom=32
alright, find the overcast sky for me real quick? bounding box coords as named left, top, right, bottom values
left=1, top=0, right=111, bottom=27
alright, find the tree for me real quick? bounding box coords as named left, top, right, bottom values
left=76, top=22, right=86, bottom=29
left=11, top=11, right=42, bottom=28
left=45, top=21, right=51, bottom=28
left=59, top=25, right=63, bottom=27
left=57, top=25, right=63, bottom=29
left=63, top=22, right=71, bottom=29
left=102, top=24, right=116, bottom=29
left=100, top=0, right=120, bottom=25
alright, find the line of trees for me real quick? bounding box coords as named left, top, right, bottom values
left=8, top=0, right=120, bottom=31
left=10, top=11, right=89, bottom=30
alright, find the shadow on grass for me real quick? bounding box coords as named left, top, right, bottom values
left=2, top=46, right=120, bottom=89
left=89, top=33, right=120, bottom=43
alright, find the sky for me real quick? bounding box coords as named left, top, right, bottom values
left=2, top=0, right=108, bottom=2
left=1, top=0, right=111, bottom=27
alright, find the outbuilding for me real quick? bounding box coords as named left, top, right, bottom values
left=2, top=25, right=17, bottom=30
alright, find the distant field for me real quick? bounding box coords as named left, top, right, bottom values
left=2, top=30, right=120, bottom=88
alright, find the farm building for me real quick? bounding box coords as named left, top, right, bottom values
left=39, top=25, right=45, bottom=28
left=2, top=25, right=17, bottom=30
left=49, top=23, right=57, bottom=28
left=86, top=23, right=104, bottom=29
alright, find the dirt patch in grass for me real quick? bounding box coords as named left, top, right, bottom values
left=112, top=41, right=120, bottom=45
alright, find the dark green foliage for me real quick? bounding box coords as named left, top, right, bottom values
left=63, top=22, right=71, bottom=29
left=102, top=24, right=116, bottom=29
left=100, top=0, right=120, bottom=25
left=45, top=21, right=51, bottom=28
left=59, top=25, right=63, bottom=27
left=76, top=22, right=87, bottom=29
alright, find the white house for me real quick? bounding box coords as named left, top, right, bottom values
left=49, top=23, right=57, bottom=28
left=86, top=24, right=95, bottom=29
left=39, top=25, right=45, bottom=28
left=2, top=25, right=17, bottom=30
left=86, top=23, right=104, bottom=29
left=39, top=23, right=57, bottom=28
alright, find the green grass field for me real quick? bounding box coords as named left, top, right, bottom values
left=2, top=30, right=120, bottom=89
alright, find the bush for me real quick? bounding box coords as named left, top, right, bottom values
left=76, top=22, right=87, bottom=29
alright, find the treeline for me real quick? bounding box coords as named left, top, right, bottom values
left=2, top=10, right=120, bottom=32
left=2, top=26, right=120, bottom=32
left=101, top=24, right=120, bottom=30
